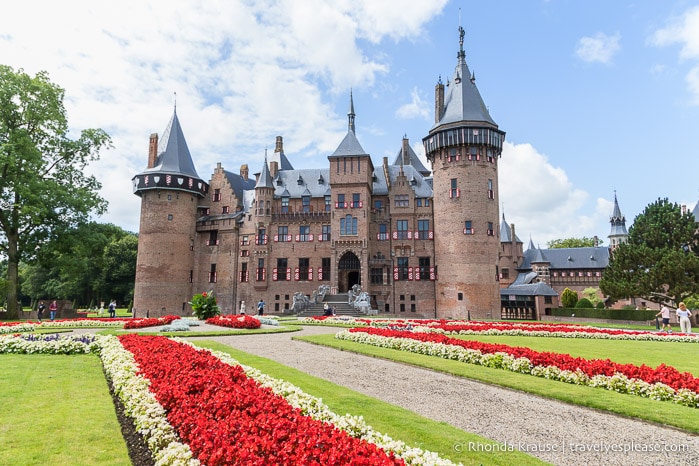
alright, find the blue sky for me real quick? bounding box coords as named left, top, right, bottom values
left=2, top=0, right=699, bottom=246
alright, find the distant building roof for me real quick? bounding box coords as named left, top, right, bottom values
left=142, top=110, right=202, bottom=179
left=519, top=246, right=609, bottom=270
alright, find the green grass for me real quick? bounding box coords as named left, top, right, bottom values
left=295, top=333, right=699, bottom=433
left=193, top=340, right=547, bottom=466
left=0, top=354, right=130, bottom=466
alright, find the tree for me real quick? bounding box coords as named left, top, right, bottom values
left=600, top=198, right=699, bottom=306
left=561, top=288, right=578, bottom=308
left=582, top=287, right=603, bottom=307
left=0, top=66, right=111, bottom=319
left=547, top=236, right=603, bottom=248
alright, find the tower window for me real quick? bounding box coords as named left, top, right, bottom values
left=464, top=220, right=474, bottom=235
left=487, top=179, right=494, bottom=199
left=450, top=179, right=459, bottom=198
left=487, top=222, right=494, bottom=236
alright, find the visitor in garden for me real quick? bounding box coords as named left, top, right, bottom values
left=239, top=300, right=246, bottom=315
left=676, top=302, right=692, bottom=334
left=323, top=303, right=332, bottom=316
left=108, top=300, right=117, bottom=318
left=37, top=301, right=46, bottom=322
left=257, top=299, right=265, bottom=316
left=49, top=300, right=57, bottom=321
left=655, top=304, right=673, bottom=333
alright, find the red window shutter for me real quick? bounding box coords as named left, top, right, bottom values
left=414, top=268, right=420, bottom=280
left=318, top=267, right=323, bottom=280
left=408, top=267, right=413, bottom=280
left=393, top=267, right=399, bottom=280
left=295, top=234, right=300, bottom=242
left=430, top=267, right=436, bottom=280
left=294, top=268, right=300, bottom=281
left=308, top=267, right=313, bottom=281
left=272, top=268, right=278, bottom=281
left=428, top=230, right=434, bottom=239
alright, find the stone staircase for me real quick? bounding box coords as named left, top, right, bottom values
left=297, top=293, right=365, bottom=317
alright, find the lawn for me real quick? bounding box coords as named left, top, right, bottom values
left=0, top=354, right=130, bottom=466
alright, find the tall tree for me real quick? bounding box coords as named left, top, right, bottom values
left=0, top=66, right=111, bottom=318
left=600, top=198, right=699, bottom=305
left=547, top=236, right=603, bottom=248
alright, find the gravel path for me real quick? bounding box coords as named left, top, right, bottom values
left=201, top=325, right=699, bottom=466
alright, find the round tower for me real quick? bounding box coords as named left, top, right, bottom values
left=132, top=110, right=208, bottom=317
left=423, top=27, right=506, bottom=319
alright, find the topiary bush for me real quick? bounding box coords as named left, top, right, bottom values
left=561, top=288, right=579, bottom=308
left=575, top=297, right=594, bottom=308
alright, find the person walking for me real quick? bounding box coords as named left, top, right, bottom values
left=257, top=299, right=265, bottom=316
left=37, top=301, right=46, bottom=322
left=49, top=301, right=57, bottom=321
left=676, top=302, right=693, bottom=334
left=655, top=304, right=673, bottom=333
left=239, top=301, right=246, bottom=315
left=108, top=300, right=117, bottom=318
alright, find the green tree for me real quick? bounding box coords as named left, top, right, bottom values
left=547, top=236, right=603, bottom=248
left=0, top=66, right=111, bottom=318
left=600, top=198, right=699, bottom=306
left=101, top=233, right=138, bottom=304
left=561, top=288, right=578, bottom=308
left=582, top=287, right=603, bottom=307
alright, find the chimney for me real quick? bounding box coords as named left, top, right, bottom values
left=274, top=136, right=283, bottom=153
left=401, top=136, right=410, bottom=165
left=434, top=79, right=445, bottom=124
left=511, top=223, right=516, bottom=248
left=147, top=133, right=158, bottom=168
left=270, top=161, right=279, bottom=179
left=240, top=164, right=249, bottom=181
left=593, top=235, right=599, bottom=247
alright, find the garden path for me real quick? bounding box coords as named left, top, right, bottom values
left=204, top=325, right=699, bottom=466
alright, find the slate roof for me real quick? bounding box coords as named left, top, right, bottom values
left=142, top=110, right=202, bottom=180
left=432, top=26, right=497, bottom=130
left=501, top=281, right=558, bottom=297
left=519, top=246, right=609, bottom=270
left=609, top=192, right=628, bottom=238
left=371, top=164, right=433, bottom=198
left=392, top=140, right=431, bottom=177
left=500, top=214, right=522, bottom=243
left=223, top=171, right=257, bottom=202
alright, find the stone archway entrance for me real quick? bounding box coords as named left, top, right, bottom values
left=338, top=251, right=360, bottom=292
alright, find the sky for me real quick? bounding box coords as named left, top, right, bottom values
left=2, top=0, right=699, bottom=247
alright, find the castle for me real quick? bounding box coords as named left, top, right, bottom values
left=131, top=28, right=511, bottom=319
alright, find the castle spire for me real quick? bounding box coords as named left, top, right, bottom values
left=348, top=89, right=356, bottom=134
left=608, top=191, right=628, bottom=249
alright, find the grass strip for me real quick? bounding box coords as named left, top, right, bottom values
left=0, top=354, right=130, bottom=466
left=295, top=334, right=699, bottom=433
left=194, top=340, right=547, bottom=466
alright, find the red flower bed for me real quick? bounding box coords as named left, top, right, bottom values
left=118, top=335, right=403, bottom=465
left=206, top=314, right=262, bottom=329
left=123, top=315, right=180, bottom=329
left=349, top=328, right=699, bottom=394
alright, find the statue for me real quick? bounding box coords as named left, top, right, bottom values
left=292, top=292, right=310, bottom=312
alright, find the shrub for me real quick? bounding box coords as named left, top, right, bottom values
left=561, top=288, right=578, bottom=308
left=596, top=301, right=605, bottom=309
left=189, top=291, right=220, bottom=320
left=575, top=298, right=594, bottom=308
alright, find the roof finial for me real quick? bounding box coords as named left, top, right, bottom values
left=174, top=91, right=177, bottom=113
left=348, top=89, right=356, bottom=134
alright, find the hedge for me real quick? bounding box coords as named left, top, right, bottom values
left=550, top=307, right=657, bottom=321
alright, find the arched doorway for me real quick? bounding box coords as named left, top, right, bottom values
left=338, top=251, right=360, bottom=292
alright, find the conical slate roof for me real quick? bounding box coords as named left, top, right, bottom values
left=330, top=92, right=369, bottom=158
left=255, top=155, right=274, bottom=189
left=609, top=192, right=628, bottom=238
left=432, top=26, right=497, bottom=129
left=144, top=110, right=202, bottom=179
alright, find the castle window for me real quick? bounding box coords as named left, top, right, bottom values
left=395, top=194, right=409, bottom=207
left=450, top=179, right=460, bottom=198
left=207, top=230, right=219, bottom=246
left=241, top=235, right=249, bottom=246
left=352, top=193, right=362, bottom=208
left=418, top=257, right=430, bottom=281
left=396, top=257, right=409, bottom=281
left=370, top=267, right=383, bottom=284
left=417, top=219, right=431, bottom=240
left=302, top=195, right=310, bottom=212
left=336, top=193, right=346, bottom=209
left=340, top=215, right=357, bottom=235
left=319, top=257, right=330, bottom=281
left=212, top=189, right=221, bottom=202
left=189, top=270, right=193, bottom=284
left=222, top=205, right=230, bottom=214
left=240, top=263, right=248, bottom=282
left=167, top=194, right=172, bottom=201
left=276, top=258, right=289, bottom=281
left=458, top=292, right=463, bottom=301
left=469, top=147, right=479, bottom=161
left=448, top=148, right=460, bottom=162
left=209, top=263, right=217, bottom=283
left=298, top=258, right=310, bottom=281
left=276, top=226, right=290, bottom=242
left=324, top=195, right=331, bottom=211
left=487, top=222, right=494, bottom=236
left=396, top=220, right=409, bottom=240
left=545, top=296, right=553, bottom=304
left=486, top=149, right=494, bottom=164
left=374, top=200, right=383, bottom=210
left=256, top=228, right=267, bottom=245
left=411, top=303, right=416, bottom=312
left=240, top=249, right=249, bottom=257
left=464, top=220, right=474, bottom=235
left=487, top=179, right=494, bottom=199
left=378, top=223, right=388, bottom=241
left=501, top=268, right=509, bottom=280
left=167, top=214, right=173, bottom=221
left=320, top=224, right=331, bottom=242
left=256, top=258, right=265, bottom=281
left=298, top=225, right=310, bottom=242
left=281, top=196, right=289, bottom=213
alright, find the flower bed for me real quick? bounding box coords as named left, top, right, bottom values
left=123, top=315, right=181, bottom=329
left=206, top=314, right=262, bottom=329
left=338, top=328, right=699, bottom=408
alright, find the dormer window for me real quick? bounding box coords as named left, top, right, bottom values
left=318, top=174, right=324, bottom=185
left=297, top=174, right=304, bottom=185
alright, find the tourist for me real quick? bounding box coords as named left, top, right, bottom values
left=108, top=299, right=117, bottom=318
left=37, top=301, right=46, bottom=322
left=257, top=299, right=265, bottom=316
left=676, top=302, right=692, bottom=334
left=323, top=303, right=332, bottom=316
left=655, top=304, right=673, bottom=333
left=49, top=301, right=57, bottom=321
left=240, top=300, right=246, bottom=315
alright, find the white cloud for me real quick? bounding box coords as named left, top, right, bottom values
left=651, top=6, right=699, bottom=104
left=499, top=141, right=604, bottom=246
left=575, top=32, right=621, bottom=64
left=395, top=87, right=431, bottom=120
